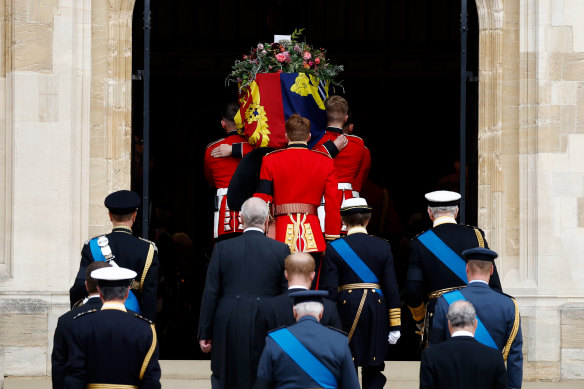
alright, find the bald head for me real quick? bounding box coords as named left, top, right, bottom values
left=241, top=197, right=269, bottom=230
left=285, top=253, right=315, bottom=287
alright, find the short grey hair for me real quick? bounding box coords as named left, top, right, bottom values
left=294, top=302, right=324, bottom=317
left=99, top=286, right=129, bottom=302
left=240, top=197, right=269, bottom=228
left=428, top=205, right=458, bottom=217
left=447, top=300, right=477, bottom=328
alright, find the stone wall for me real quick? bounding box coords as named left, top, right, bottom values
left=477, top=0, right=584, bottom=381
left=0, top=0, right=134, bottom=380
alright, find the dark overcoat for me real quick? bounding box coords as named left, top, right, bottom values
left=420, top=335, right=508, bottom=389
left=198, top=230, right=290, bottom=389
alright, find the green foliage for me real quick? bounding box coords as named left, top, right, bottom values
left=226, top=30, right=344, bottom=90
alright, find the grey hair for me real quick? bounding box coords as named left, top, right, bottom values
left=428, top=205, right=458, bottom=217
left=240, top=197, right=269, bottom=228
left=294, top=302, right=324, bottom=317
left=99, top=286, right=129, bottom=302
left=447, top=300, right=477, bottom=328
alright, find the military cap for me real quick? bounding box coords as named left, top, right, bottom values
left=104, top=190, right=140, bottom=215
left=340, top=198, right=372, bottom=215
left=91, top=266, right=137, bottom=287
left=461, top=247, right=498, bottom=262
left=425, top=190, right=461, bottom=207
left=289, top=290, right=329, bottom=305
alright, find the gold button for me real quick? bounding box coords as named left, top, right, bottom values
left=343, top=300, right=346, bottom=304
left=348, top=290, right=352, bottom=293
left=378, top=299, right=381, bottom=303
left=372, top=290, right=376, bottom=293
left=373, top=357, right=376, bottom=361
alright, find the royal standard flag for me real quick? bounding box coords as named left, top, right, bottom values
left=235, top=73, right=329, bottom=149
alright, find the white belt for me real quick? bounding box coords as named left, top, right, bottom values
left=338, top=183, right=353, bottom=191
left=216, top=188, right=228, bottom=196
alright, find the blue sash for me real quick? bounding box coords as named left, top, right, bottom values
left=443, top=290, right=498, bottom=350
left=417, top=230, right=468, bottom=283
left=269, top=328, right=337, bottom=389
left=89, top=238, right=141, bottom=314
left=330, top=239, right=383, bottom=296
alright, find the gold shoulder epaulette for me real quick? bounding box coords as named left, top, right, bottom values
left=133, top=313, right=153, bottom=324
left=74, top=309, right=98, bottom=319
left=206, top=138, right=225, bottom=149
left=139, top=237, right=158, bottom=252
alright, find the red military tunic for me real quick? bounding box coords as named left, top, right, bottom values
left=313, top=127, right=371, bottom=199
left=313, top=127, right=371, bottom=233
left=254, top=142, right=341, bottom=253
left=204, top=131, right=253, bottom=238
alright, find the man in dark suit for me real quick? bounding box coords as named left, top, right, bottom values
left=420, top=300, right=508, bottom=389
left=430, top=247, right=523, bottom=388
left=65, top=266, right=160, bottom=388
left=69, top=190, right=159, bottom=321
left=405, top=190, right=502, bottom=345
left=198, top=197, right=290, bottom=389
left=321, top=198, right=401, bottom=389
left=255, top=290, right=360, bottom=389
left=52, top=261, right=110, bottom=389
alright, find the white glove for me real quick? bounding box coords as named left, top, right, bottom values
left=387, top=330, right=401, bottom=345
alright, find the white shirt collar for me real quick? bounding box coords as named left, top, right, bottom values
left=288, top=285, right=308, bottom=290
left=451, top=330, right=474, bottom=338
left=433, top=216, right=457, bottom=227
left=469, top=279, right=488, bottom=285
left=244, top=227, right=265, bottom=233
left=347, top=226, right=368, bottom=236
left=101, top=302, right=127, bottom=312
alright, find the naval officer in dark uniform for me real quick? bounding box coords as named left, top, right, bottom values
left=321, top=198, right=401, bottom=389
left=65, top=266, right=161, bottom=388
left=430, top=247, right=523, bottom=388
left=405, top=190, right=502, bottom=345
left=69, top=190, right=159, bottom=321
left=255, top=290, right=360, bottom=389
left=52, top=261, right=110, bottom=389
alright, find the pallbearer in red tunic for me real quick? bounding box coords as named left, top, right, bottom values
left=312, top=96, right=371, bottom=232
left=254, top=114, right=341, bottom=254
left=204, top=103, right=253, bottom=240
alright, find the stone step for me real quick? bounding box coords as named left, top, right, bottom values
left=3, top=361, right=583, bottom=388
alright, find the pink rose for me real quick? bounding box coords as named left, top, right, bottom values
left=315, top=58, right=321, bottom=64
left=277, top=69, right=283, bottom=73
left=284, top=51, right=292, bottom=63
left=257, top=43, right=264, bottom=50
left=269, top=65, right=273, bottom=69
left=276, top=53, right=286, bottom=62
left=303, top=51, right=311, bottom=60
left=309, top=61, right=314, bottom=66
left=294, top=45, right=301, bottom=52
left=261, top=50, right=267, bottom=55
left=243, top=55, right=248, bottom=60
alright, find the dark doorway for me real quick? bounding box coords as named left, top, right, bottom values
left=131, top=0, right=479, bottom=359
